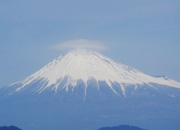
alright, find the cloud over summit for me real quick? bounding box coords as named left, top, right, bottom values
left=52, top=39, right=107, bottom=51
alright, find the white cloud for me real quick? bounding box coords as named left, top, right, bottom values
left=52, top=39, right=107, bottom=51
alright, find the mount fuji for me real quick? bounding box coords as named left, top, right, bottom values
left=0, top=49, right=180, bottom=130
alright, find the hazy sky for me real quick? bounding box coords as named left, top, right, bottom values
left=0, top=0, right=180, bottom=87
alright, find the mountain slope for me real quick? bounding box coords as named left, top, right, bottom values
left=1, top=49, right=180, bottom=130
left=11, top=49, right=180, bottom=97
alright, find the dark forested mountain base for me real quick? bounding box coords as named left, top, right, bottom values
left=0, top=126, right=22, bottom=130
left=98, top=125, right=147, bottom=130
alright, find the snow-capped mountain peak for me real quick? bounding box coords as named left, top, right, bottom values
left=14, top=49, right=180, bottom=95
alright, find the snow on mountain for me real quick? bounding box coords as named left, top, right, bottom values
left=12, top=49, right=180, bottom=95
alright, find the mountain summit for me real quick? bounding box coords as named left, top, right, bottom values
left=12, top=49, right=180, bottom=97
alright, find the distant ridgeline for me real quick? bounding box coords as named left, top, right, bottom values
left=0, top=126, right=22, bottom=130
left=0, top=125, right=145, bottom=130
left=98, top=125, right=147, bottom=130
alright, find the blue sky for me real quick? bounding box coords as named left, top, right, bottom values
left=0, top=0, right=180, bottom=87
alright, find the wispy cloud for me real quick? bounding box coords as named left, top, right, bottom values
left=52, top=39, right=107, bottom=51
